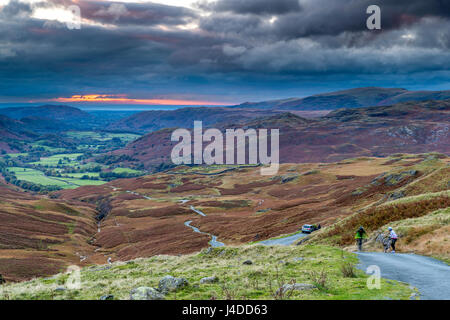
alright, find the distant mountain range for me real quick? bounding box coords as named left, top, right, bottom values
left=1, top=87, right=450, bottom=156
left=106, top=107, right=281, bottom=134
left=0, top=105, right=135, bottom=139
left=231, top=87, right=450, bottom=110
left=0, top=105, right=91, bottom=121
left=108, top=99, right=450, bottom=169
left=105, top=87, right=450, bottom=134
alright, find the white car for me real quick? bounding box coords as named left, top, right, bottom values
left=301, top=224, right=318, bottom=234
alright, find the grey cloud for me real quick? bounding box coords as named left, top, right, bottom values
left=200, top=0, right=450, bottom=40
left=197, top=0, right=301, bottom=15
left=80, top=1, right=199, bottom=26
left=0, top=0, right=449, bottom=101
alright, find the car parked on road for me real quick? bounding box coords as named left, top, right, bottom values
left=301, top=224, right=320, bottom=234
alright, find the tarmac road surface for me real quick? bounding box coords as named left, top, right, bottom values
left=357, top=252, right=450, bottom=300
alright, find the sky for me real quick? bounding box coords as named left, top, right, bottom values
left=0, top=0, right=450, bottom=107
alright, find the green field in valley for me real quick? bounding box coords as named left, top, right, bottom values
left=31, top=153, right=84, bottom=166
left=66, top=131, right=140, bottom=142
left=6, top=167, right=107, bottom=189
left=112, top=167, right=143, bottom=174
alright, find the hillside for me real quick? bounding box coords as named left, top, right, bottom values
left=0, top=115, right=38, bottom=153
left=52, top=155, right=449, bottom=265
left=0, top=154, right=447, bottom=287
left=0, top=245, right=413, bottom=300
left=0, top=106, right=131, bottom=135
left=0, top=106, right=140, bottom=153
left=232, top=87, right=450, bottom=111
left=107, top=100, right=450, bottom=170
left=0, top=113, right=85, bottom=153
left=0, top=105, right=91, bottom=121
left=0, top=185, right=98, bottom=282
left=107, top=107, right=282, bottom=134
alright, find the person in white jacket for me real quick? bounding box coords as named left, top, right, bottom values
left=388, top=227, right=398, bottom=253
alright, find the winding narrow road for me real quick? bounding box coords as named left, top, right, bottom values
left=184, top=221, right=224, bottom=248
left=357, top=252, right=450, bottom=300
left=190, top=205, right=206, bottom=216
left=184, top=205, right=224, bottom=247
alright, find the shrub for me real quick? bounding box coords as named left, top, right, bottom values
left=340, top=262, right=357, bottom=278
left=308, top=269, right=328, bottom=290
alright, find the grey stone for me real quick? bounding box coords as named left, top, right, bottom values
left=158, top=275, right=188, bottom=293
left=130, top=287, right=165, bottom=300
left=243, top=260, right=253, bottom=265
left=200, top=276, right=218, bottom=284
left=91, top=265, right=112, bottom=272
left=280, top=174, right=298, bottom=184
left=389, top=191, right=405, bottom=200
left=100, top=294, right=114, bottom=300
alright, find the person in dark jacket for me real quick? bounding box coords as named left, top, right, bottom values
left=355, top=226, right=367, bottom=251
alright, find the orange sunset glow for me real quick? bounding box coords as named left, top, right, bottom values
left=51, top=94, right=228, bottom=106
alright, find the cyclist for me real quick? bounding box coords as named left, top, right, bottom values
left=355, top=226, right=367, bottom=251
left=388, top=227, right=398, bottom=253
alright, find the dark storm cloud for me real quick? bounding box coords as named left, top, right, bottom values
left=0, top=1, right=230, bottom=99
left=0, top=0, right=450, bottom=102
left=0, top=0, right=32, bottom=17
left=197, top=0, right=301, bottom=15
left=80, top=1, right=198, bottom=26
left=204, top=0, right=450, bottom=40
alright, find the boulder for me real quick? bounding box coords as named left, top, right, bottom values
left=280, top=174, right=298, bottom=184
left=388, top=191, right=405, bottom=200
left=243, top=260, right=253, bottom=265
left=200, top=276, right=218, bottom=284
left=384, top=170, right=418, bottom=186
left=100, top=294, right=114, bottom=300
left=158, top=275, right=188, bottom=293
left=130, top=287, right=165, bottom=300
